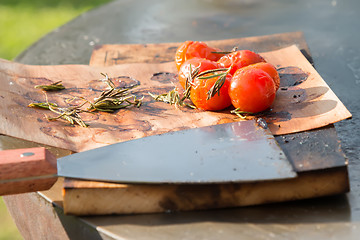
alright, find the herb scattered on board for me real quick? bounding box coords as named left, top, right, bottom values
left=47, top=102, right=89, bottom=128
left=230, top=108, right=254, bottom=119
left=86, top=73, right=143, bottom=112
left=34, top=81, right=65, bottom=91
left=28, top=102, right=58, bottom=109
left=29, top=73, right=142, bottom=127
left=149, top=87, right=195, bottom=109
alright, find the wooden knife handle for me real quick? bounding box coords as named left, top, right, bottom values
left=0, top=147, right=58, bottom=195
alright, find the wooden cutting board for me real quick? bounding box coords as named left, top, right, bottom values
left=59, top=32, right=350, bottom=215
left=0, top=35, right=351, bottom=153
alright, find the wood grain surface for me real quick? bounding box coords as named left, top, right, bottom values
left=0, top=147, right=57, bottom=195
left=63, top=168, right=349, bottom=215
left=0, top=45, right=351, bottom=153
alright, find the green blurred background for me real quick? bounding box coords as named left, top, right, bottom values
left=0, top=0, right=111, bottom=239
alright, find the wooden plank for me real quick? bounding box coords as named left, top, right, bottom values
left=63, top=167, right=349, bottom=215
left=62, top=124, right=350, bottom=215
left=89, top=31, right=313, bottom=66
left=0, top=147, right=57, bottom=195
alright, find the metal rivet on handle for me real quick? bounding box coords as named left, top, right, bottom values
left=20, top=152, right=35, bottom=157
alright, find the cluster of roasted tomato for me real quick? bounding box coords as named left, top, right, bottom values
left=175, top=41, right=280, bottom=113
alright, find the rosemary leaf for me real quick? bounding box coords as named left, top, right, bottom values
left=28, top=102, right=58, bottom=109
left=47, top=104, right=88, bottom=127
left=149, top=87, right=195, bottom=109
left=198, top=73, right=225, bottom=80
left=196, top=68, right=228, bottom=78
left=88, top=73, right=142, bottom=112
left=34, top=81, right=65, bottom=91
left=205, top=67, right=232, bottom=100
left=29, top=73, right=142, bottom=127
left=230, top=108, right=254, bottom=119
left=149, top=88, right=180, bottom=106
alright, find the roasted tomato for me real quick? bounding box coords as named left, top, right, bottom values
left=175, top=41, right=194, bottom=71
left=218, top=50, right=266, bottom=75
left=240, top=62, right=280, bottom=91
left=178, top=57, right=222, bottom=90
left=190, top=73, right=232, bottom=111
left=175, top=41, right=224, bottom=70
left=229, top=67, right=276, bottom=113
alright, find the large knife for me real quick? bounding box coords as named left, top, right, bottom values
left=0, top=120, right=296, bottom=195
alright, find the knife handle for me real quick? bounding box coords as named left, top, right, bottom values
left=0, top=147, right=58, bottom=195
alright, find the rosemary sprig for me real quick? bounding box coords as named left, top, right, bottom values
left=196, top=68, right=228, bottom=78
left=230, top=108, right=268, bottom=129
left=196, top=67, right=231, bottom=100
left=149, top=87, right=195, bottom=109
left=87, top=73, right=143, bottom=112
left=231, top=108, right=269, bottom=129
left=47, top=104, right=88, bottom=128
left=28, top=102, right=58, bottom=109
left=185, top=64, right=200, bottom=93
left=34, top=81, right=65, bottom=91
left=89, top=95, right=143, bottom=112
left=30, top=93, right=88, bottom=127
left=29, top=73, right=142, bottom=127
left=230, top=108, right=254, bottom=119
left=181, top=64, right=200, bottom=103
left=45, top=92, right=88, bottom=127
left=149, top=88, right=180, bottom=106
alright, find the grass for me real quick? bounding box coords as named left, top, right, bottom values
left=0, top=198, right=22, bottom=240
left=0, top=0, right=112, bottom=60
left=0, top=1, right=112, bottom=239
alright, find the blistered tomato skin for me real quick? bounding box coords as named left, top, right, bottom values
left=178, top=58, right=222, bottom=90
left=240, top=62, right=280, bottom=91
left=175, top=41, right=224, bottom=71
left=175, top=41, right=194, bottom=71
left=185, top=42, right=223, bottom=62
left=229, top=68, right=276, bottom=113
left=190, top=74, right=232, bottom=111
left=218, top=50, right=266, bottom=75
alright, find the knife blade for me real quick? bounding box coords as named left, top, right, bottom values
left=0, top=120, right=296, bottom=195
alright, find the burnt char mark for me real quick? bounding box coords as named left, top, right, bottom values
left=167, top=46, right=178, bottom=51
left=159, top=197, right=179, bottom=212
left=158, top=184, right=222, bottom=212
left=265, top=111, right=292, bottom=123
left=279, top=88, right=307, bottom=104
left=151, top=72, right=177, bottom=84
left=278, top=66, right=309, bottom=87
